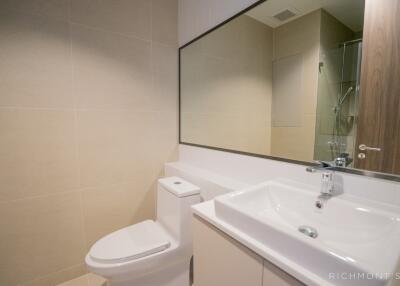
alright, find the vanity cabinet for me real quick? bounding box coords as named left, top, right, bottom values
left=262, top=259, right=305, bottom=286
left=193, top=216, right=305, bottom=286
left=193, top=216, right=263, bottom=286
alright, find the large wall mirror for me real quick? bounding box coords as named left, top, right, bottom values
left=180, top=0, right=400, bottom=179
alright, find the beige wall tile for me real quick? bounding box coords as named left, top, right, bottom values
left=152, top=0, right=178, bottom=46
left=0, top=0, right=70, bottom=20
left=151, top=43, right=179, bottom=112
left=273, top=10, right=321, bottom=61
left=70, top=0, right=151, bottom=40
left=79, top=110, right=177, bottom=248
left=77, top=110, right=155, bottom=188
left=271, top=115, right=317, bottom=162
left=146, top=111, right=179, bottom=168
left=269, top=10, right=321, bottom=162
left=0, top=192, right=86, bottom=286
left=71, top=24, right=152, bottom=110
left=0, top=1, right=178, bottom=285
left=78, top=109, right=177, bottom=186
left=81, top=180, right=157, bottom=249
left=302, top=48, right=321, bottom=116
left=0, top=12, right=73, bottom=108
left=200, top=16, right=245, bottom=62
left=180, top=15, right=273, bottom=155
left=0, top=109, right=78, bottom=202
left=181, top=11, right=320, bottom=162
left=182, top=112, right=269, bottom=155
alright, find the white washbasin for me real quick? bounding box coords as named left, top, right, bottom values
left=214, top=181, right=400, bottom=286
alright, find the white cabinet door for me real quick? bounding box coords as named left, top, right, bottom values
left=263, top=259, right=305, bottom=286
left=193, top=216, right=264, bottom=286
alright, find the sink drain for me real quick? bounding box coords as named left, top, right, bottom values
left=298, top=225, right=318, bottom=238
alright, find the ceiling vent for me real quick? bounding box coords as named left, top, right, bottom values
left=273, top=9, right=297, bottom=22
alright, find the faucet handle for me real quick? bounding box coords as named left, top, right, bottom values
left=315, top=160, right=333, bottom=168
left=306, top=160, right=335, bottom=173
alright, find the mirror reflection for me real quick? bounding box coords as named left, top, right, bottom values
left=180, top=0, right=400, bottom=176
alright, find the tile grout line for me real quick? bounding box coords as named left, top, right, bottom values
left=150, top=0, right=155, bottom=107
left=0, top=179, right=149, bottom=204
left=68, top=21, right=176, bottom=48
left=69, top=2, right=90, bottom=264
left=0, top=189, right=82, bottom=204
left=0, top=106, right=177, bottom=113
left=68, top=0, right=80, bottom=192
left=68, top=21, right=149, bottom=43
left=1, top=3, right=176, bottom=48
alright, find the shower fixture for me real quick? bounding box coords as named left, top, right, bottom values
left=334, top=86, right=354, bottom=113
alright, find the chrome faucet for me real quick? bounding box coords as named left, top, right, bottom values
left=320, top=172, right=334, bottom=196
left=306, top=161, right=335, bottom=209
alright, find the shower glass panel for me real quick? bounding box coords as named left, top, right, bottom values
left=314, top=40, right=362, bottom=167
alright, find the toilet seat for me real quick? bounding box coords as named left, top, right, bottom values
left=89, top=220, right=171, bottom=264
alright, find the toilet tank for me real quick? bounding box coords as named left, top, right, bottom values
left=157, top=177, right=201, bottom=244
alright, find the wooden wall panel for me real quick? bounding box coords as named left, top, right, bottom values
left=355, top=0, right=400, bottom=175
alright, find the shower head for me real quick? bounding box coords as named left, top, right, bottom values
left=338, top=86, right=354, bottom=106
left=333, top=86, right=354, bottom=114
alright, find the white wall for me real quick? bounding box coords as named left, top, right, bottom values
left=176, top=0, right=400, bottom=206
left=171, top=145, right=400, bottom=208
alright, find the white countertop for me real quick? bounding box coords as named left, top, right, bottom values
left=192, top=200, right=337, bottom=286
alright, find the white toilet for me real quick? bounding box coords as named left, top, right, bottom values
left=85, top=177, right=201, bottom=286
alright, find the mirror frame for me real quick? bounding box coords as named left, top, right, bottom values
left=178, top=0, right=400, bottom=183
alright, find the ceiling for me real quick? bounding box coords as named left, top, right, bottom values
left=246, top=0, right=365, bottom=32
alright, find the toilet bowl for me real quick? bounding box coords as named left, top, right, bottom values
left=85, top=177, right=201, bottom=286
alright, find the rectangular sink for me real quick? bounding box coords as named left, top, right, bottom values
left=214, top=181, right=400, bottom=286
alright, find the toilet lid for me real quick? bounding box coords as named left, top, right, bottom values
left=89, top=220, right=171, bottom=264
